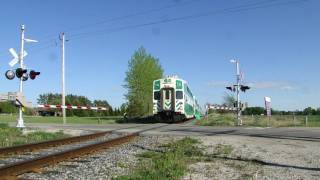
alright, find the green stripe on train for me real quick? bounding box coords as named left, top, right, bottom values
left=184, top=103, right=194, bottom=116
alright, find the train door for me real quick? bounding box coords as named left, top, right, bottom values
left=161, top=88, right=175, bottom=111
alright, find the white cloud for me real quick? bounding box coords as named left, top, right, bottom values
left=207, top=81, right=298, bottom=91
left=247, top=81, right=297, bottom=91
left=207, top=81, right=229, bottom=87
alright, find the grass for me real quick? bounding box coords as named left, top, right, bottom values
left=113, top=138, right=261, bottom=179
left=115, top=137, right=203, bottom=180
left=0, top=114, right=121, bottom=124
left=199, top=113, right=320, bottom=127
left=212, top=144, right=234, bottom=156
left=0, top=123, right=69, bottom=147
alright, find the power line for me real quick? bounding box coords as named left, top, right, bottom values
left=22, top=0, right=200, bottom=43
left=68, top=0, right=308, bottom=40
left=0, top=0, right=201, bottom=57
left=0, top=0, right=309, bottom=58
left=63, top=0, right=201, bottom=33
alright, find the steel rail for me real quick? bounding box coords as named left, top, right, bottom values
left=0, top=124, right=168, bottom=177
left=0, top=131, right=110, bottom=156
left=0, top=124, right=149, bottom=156
left=0, top=133, right=138, bottom=176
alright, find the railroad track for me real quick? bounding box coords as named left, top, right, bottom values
left=0, top=124, right=167, bottom=178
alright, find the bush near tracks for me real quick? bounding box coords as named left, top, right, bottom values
left=115, top=137, right=203, bottom=180
left=199, top=113, right=320, bottom=127
left=0, top=123, right=69, bottom=147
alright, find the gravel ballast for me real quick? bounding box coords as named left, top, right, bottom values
left=19, top=135, right=168, bottom=180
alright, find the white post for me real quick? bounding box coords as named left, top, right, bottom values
left=235, top=60, right=242, bottom=126
left=61, top=33, right=66, bottom=124
left=16, top=25, right=25, bottom=128
left=305, top=115, right=308, bottom=127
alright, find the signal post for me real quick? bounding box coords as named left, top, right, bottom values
left=227, top=60, right=250, bottom=126
left=5, top=25, right=39, bottom=128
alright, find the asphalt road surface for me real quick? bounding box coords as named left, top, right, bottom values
left=18, top=123, right=320, bottom=142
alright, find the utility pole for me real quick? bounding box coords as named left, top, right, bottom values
left=60, top=33, right=66, bottom=124
left=16, top=25, right=25, bottom=128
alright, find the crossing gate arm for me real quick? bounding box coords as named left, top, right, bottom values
left=37, top=105, right=108, bottom=111
left=207, top=105, right=237, bottom=111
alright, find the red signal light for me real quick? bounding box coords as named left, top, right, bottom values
left=29, top=70, right=40, bottom=80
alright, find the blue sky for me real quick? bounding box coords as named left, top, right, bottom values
left=0, top=0, right=319, bottom=110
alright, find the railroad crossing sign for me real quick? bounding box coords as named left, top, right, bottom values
left=8, top=48, right=28, bottom=67
left=264, top=97, right=272, bottom=117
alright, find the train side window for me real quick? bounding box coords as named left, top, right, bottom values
left=176, top=91, right=183, bottom=99
left=154, top=91, right=160, bottom=100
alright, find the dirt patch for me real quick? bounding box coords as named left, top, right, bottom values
left=184, top=135, right=320, bottom=179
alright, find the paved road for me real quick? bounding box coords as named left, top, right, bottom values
left=17, top=123, right=320, bottom=142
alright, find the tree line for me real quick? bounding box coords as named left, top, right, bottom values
left=242, top=106, right=320, bottom=116
left=37, top=93, right=126, bottom=116
left=216, top=93, right=320, bottom=116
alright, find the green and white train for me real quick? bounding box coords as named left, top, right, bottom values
left=153, top=76, right=202, bottom=122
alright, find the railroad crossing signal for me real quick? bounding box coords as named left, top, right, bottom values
left=8, top=48, right=27, bottom=67
left=240, top=85, right=250, bottom=92
left=226, top=86, right=235, bottom=92
left=5, top=70, right=15, bottom=80
left=29, top=70, right=40, bottom=80
left=22, top=72, right=28, bottom=81
left=5, top=68, right=40, bottom=81
left=226, top=85, right=250, bottom=92
left=15, top=68, right=27, bottom=78
left=5, top=25, right=38, bottom=128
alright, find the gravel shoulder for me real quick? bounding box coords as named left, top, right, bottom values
left=18, top=134, right=320, bottom=179
left=185, top=135, right=320, bottom=180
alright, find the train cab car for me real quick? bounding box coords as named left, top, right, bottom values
left=153, top=76, right=201, bottom=122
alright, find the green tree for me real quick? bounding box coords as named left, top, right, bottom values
left=303, top=107, right=316, bottom=115
left=124, top=47, right=163, bottom=117
left=243, top=107, right=265, bottom=115
left=119, top=103, right=127, bottom=115
left=0, top=102, right=17, bottom=114
left=222, top=93, right=236, bottom=107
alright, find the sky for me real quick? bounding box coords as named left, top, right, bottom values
left=0, top=0, right=319, bottom=111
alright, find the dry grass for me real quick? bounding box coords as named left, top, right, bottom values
left=199, top=113, right=320, bottom=127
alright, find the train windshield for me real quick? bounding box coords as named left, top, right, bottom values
left=154, top=91, right=160, bottom=100
left=176, top=91, right=183, bottom=99
left=165, top=90, right=170, bottom=100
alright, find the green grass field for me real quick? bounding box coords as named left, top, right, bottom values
left=198, top=113, right=320, bottom=127
left=0, top=123, right=70, bottom=147
left=0, top=114, right=122, bottom=124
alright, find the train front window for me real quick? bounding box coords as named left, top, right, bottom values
left=165, top=90, right=170, bottom=100
left=176, top=91, right=183, bottom=99
left=154, top=91, right=160, bottom=100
